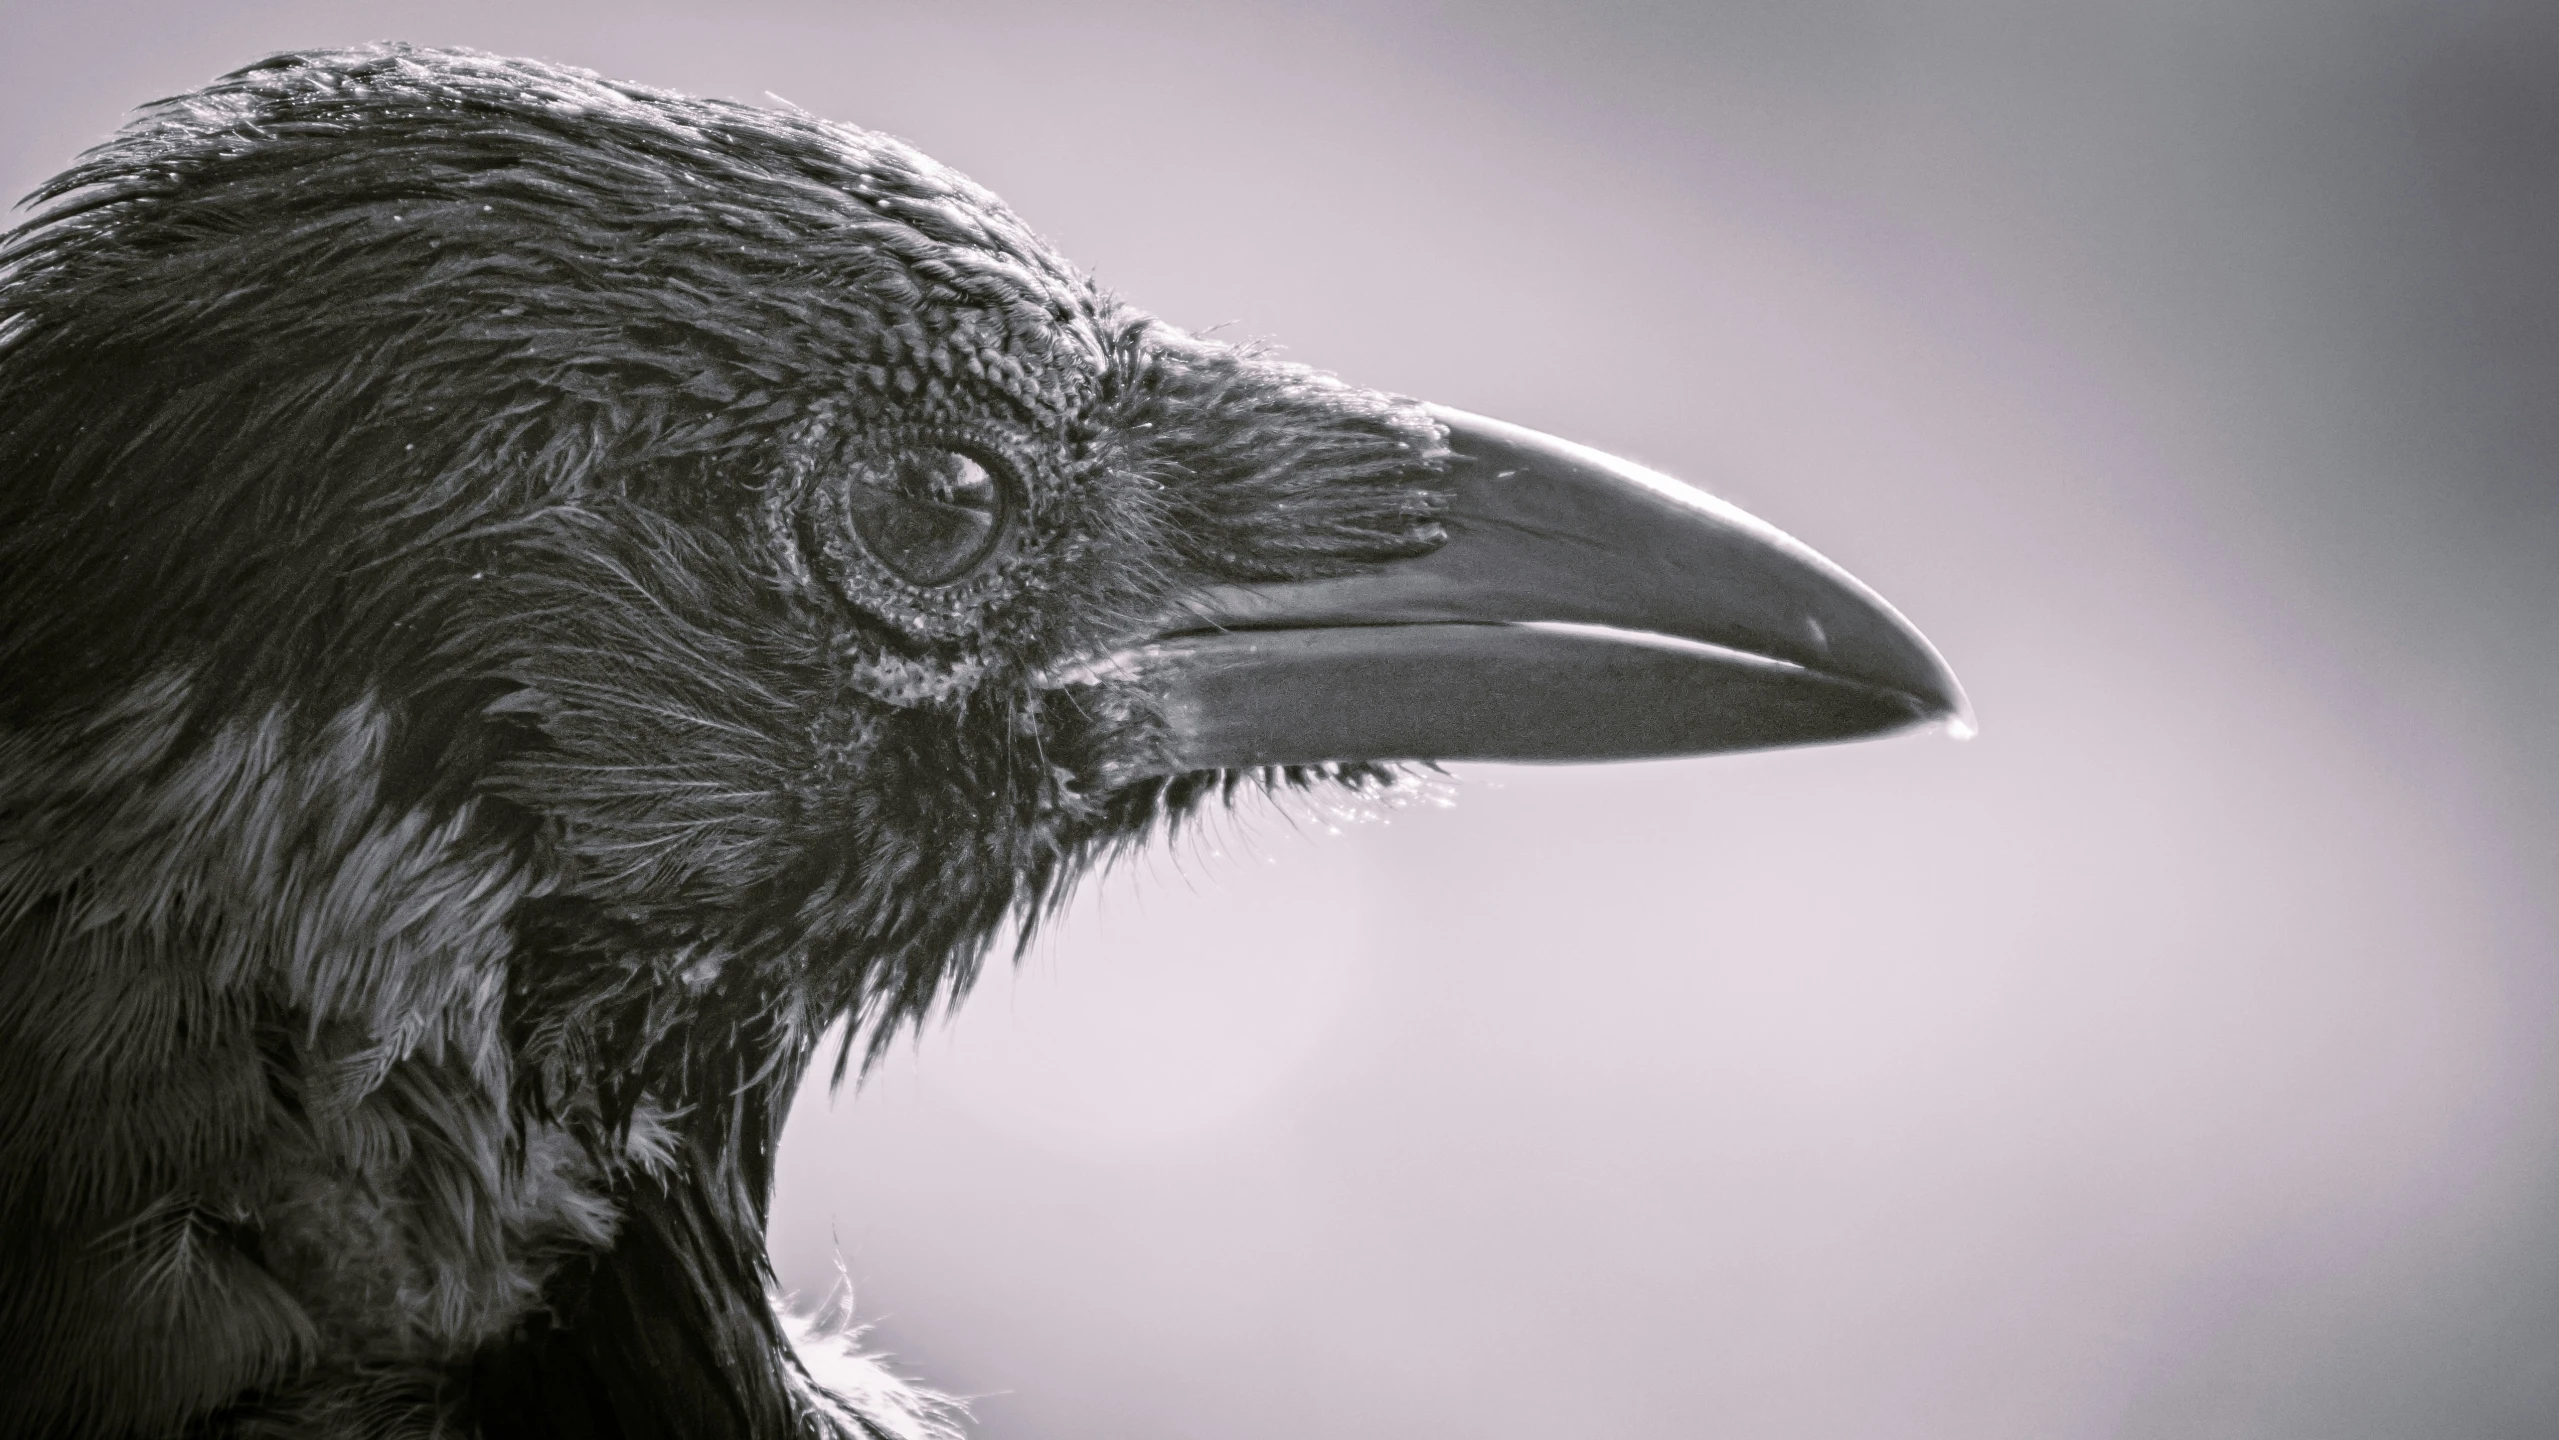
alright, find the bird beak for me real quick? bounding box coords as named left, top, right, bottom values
left=1084, top=405, right=1970, bottom=775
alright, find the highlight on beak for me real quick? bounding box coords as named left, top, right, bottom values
left=1084, top=406, right=1970, bottom=775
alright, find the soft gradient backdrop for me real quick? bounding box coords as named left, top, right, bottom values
left=8, top=4, right=2555, bottom=1436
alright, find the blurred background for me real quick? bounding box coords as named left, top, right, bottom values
left=8, top=3, right=2556, bottom=1435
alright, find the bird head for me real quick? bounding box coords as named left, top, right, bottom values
left=0, top=44, right=1969, bottom=1436
left=0, top=46, right=1961, bottom=1104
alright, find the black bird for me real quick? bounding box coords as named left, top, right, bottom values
left=0, top=45, right=1965, bottom=1440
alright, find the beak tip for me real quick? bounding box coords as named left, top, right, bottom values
left=1908, top=638, right=1971, bottom=726
left=1935, top=693, right=1979, bottom=742
left=1905, top=649, right=1975, bottom=742
left=1832, top=593, right=1970, bottom=745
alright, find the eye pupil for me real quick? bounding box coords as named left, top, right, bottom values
left=844, top=447, right=1011, bottom=585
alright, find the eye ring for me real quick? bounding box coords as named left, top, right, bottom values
left=839, top=442, right=1018, bottom=587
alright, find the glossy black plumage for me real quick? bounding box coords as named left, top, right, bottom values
left=0, top=43, right=1960, bottom=1439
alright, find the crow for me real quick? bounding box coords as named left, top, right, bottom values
left=0, top=44, right=1965, bottom=1440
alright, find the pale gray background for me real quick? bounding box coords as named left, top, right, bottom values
left=7, top=3, right=2556, bottom=1436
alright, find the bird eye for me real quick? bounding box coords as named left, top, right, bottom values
left=843, top=447, right=1012, bottom=585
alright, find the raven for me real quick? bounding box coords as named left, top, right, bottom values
left=0, top=45, right=1964, bottom=1440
